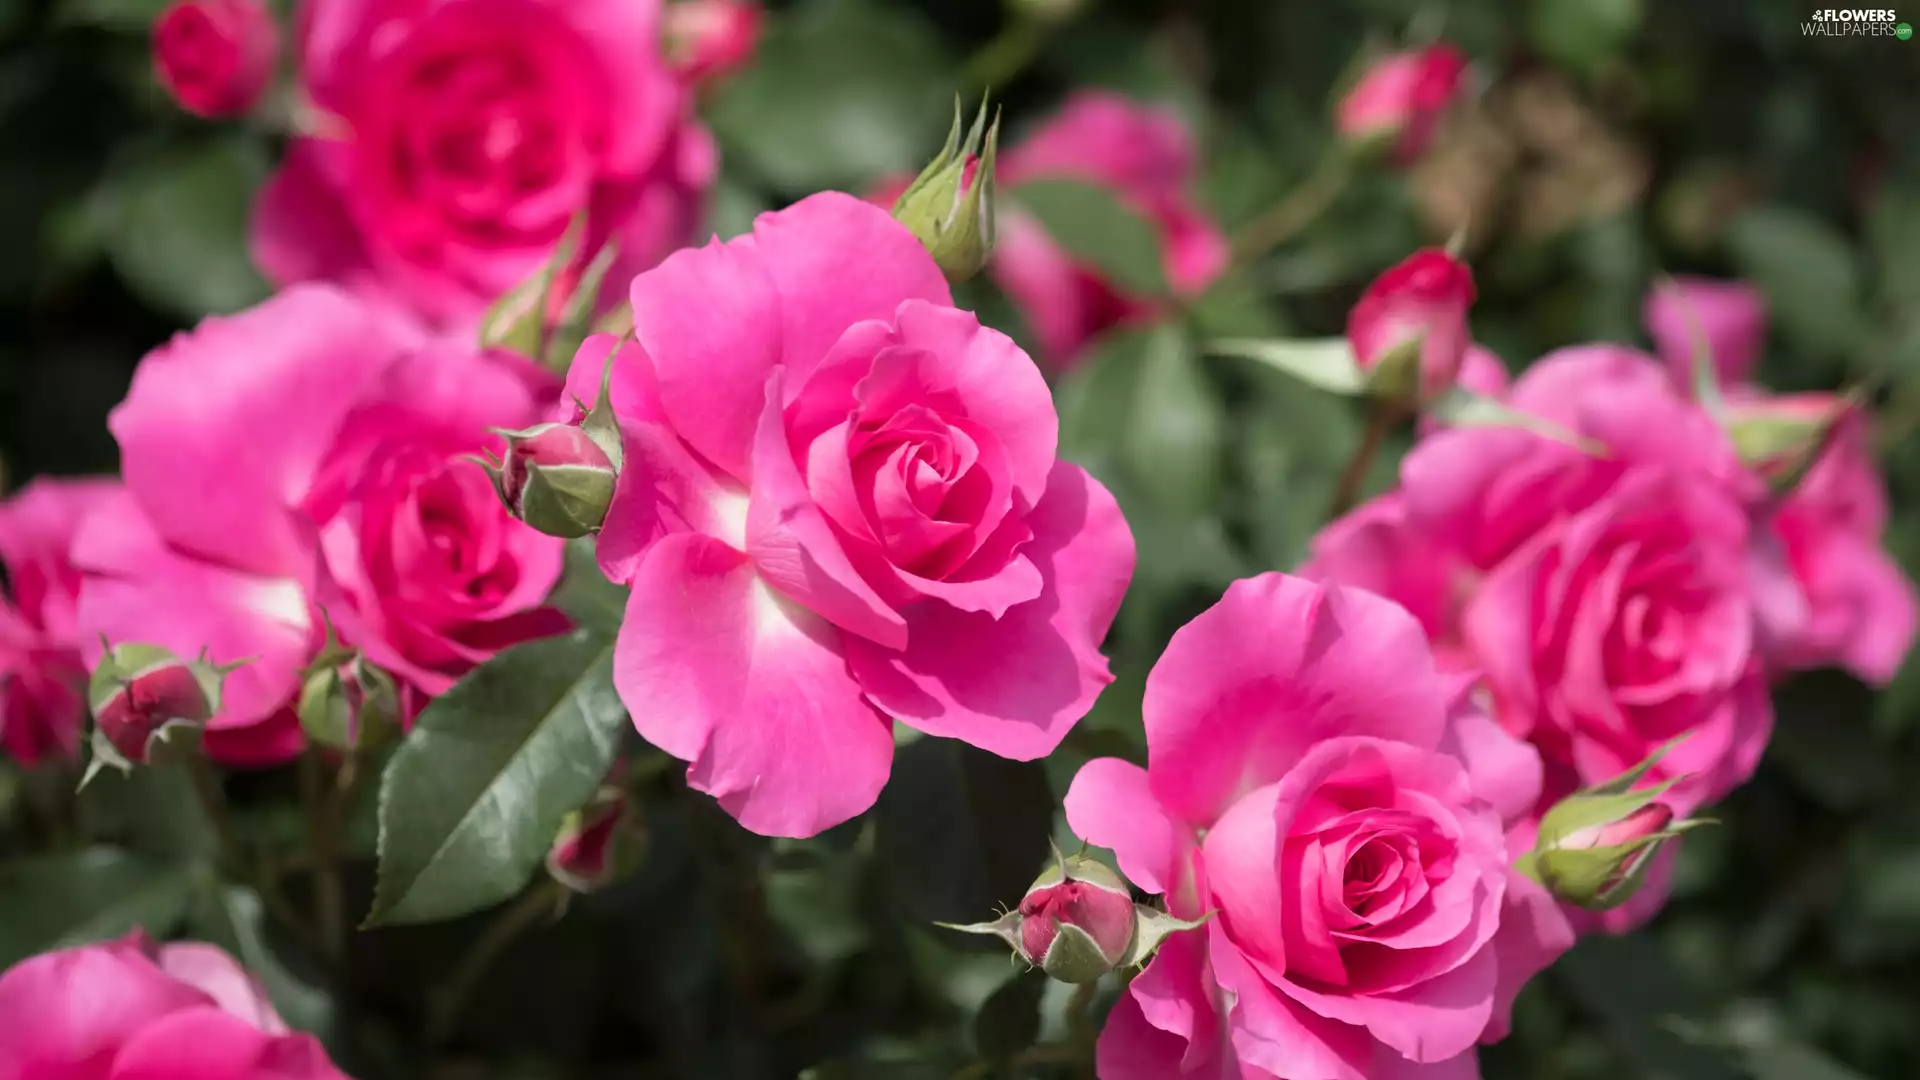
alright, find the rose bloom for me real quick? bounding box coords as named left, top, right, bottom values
left=153, top=0, right=279, bottom=118
left=1335, top=44, right=1469, bottom=164
left=0, top=931, right=346, bottom=1079
left=77, top=285, right=566, bottom=765
left=0, top=478, right=119, bottom=765
left=254, top=0, right=713, bottom=330
left=1066, top=574, right=1573, bottom=1079
left=572, top=192, right=1135, bottom=838
left=1308, top=347, right=1773, bottom=912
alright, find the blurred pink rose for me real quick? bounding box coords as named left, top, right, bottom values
left=0, top=931, right=346, bottom=1079
left=664, top=0, right=761, bottom=85
left=1644, top=276, right=1768, bottom=388
left=0, top=478, right=119, bottom=765
left=1335, top=44, right=1469, bottom=164
left=1348, top=247, right=1476, bottom=402
left=994, top=92, right=1228, bottom=367
left=153, top=0, right=278, bottom=119
left=573, top=192, right=1134, bottom=838
left=1065, top=574, right=1572, bottom=1079
left=77, top=285, right=566, bottom=765
left=254, top=0, right=713, bottom=330
left=1310, top=347, right=1771, bottom=820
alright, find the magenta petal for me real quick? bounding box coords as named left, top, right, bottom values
left=1482, top=870, right=1574, bottom=1044
left=1643, top=276, right=1767, bottom=388
left=1096, top=985, right=1211, bottom=1080
left=108, top=1008, right=346, bottom=1080
left=747, top=376, right=909, bottom=649
left=1285, top=942, right=1499, bottom=1063
left=845, top=463, right=1133, bottom=760
left=1143, top=573, right=1455, bottom=829
left=0, top=939, right=211, bottom=1076
left=614, top=533, right=894, bottom=838
left=1210, top=925, right=1375, bottom=1080
left=250, top=141, right=368, bottom=291
left=1098, top=932, right=1229, bottom=1079
left=1063, top=757, right=1193, bottom=897
left=1438, top=698, right=1542, bottom=831
left=111, top=285, right=408, bottom=581
left=153, top=944, right=286, bottom=1037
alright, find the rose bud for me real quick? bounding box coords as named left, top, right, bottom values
left=298, top=652, right=400, bottom=753
left=1724, top=392, right=1852, bottom=496
left=892, top=98, right=1000, bottom=283
left=482, top=355, right=625, bottom=539
left=665, top=0, right=763, bottom=86
left=547, top=788, right=646, bottom=893
left=943, top=851, right=1206, bottom=984
left=1347, top=247, right=1476, bottom=406
left=85, top=643, right=233, bottom=781
left=1335, top=43, right=1469, bottom=164
left=152, top=0, right=278, bottom=119
left=1519, top=746, right=1704, bottom=911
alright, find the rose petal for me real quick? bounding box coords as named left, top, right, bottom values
left=107, top=1007, right=346, bottom=1080
left=0, top=938, right=211, bottom=1076
left=1482, top=870, right=1574, bottom=1044
left=1063, top=757, right=1193, bottom=900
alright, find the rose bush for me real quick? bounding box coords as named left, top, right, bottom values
left=572, top=191, right=1135, bottom=837
left=76, top=285, right=566, bottom=764
left=1066, top=573, right=1573, bottom=1079
left=253, top=0, right=712, bottom=329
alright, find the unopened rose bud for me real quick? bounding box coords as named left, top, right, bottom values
left=1725, top=393, right=1851, bottom=496
left=893, top=98, right=999, bottom=283
left=1347, top=248, right=1476, bottom=406
left=547, top=788, right=645, bottom=893
left=665, top=0, right=762, bottom=85
left=152, top=0, right=278, bottom=119
left=85, top=644, right=233, bottom=781
left=298, top=653, right=399, bottom=752
left=480, top=219, right=619, bottom=373
left=942, top=851, right=1207, bottom=985
left=485, top=423, right=619, bottom=539
left=1335, top=44, right=1469, bottom=165
left=1520, top=744, right=1704, bottom=911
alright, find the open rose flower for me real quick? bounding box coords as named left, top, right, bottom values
left=972, top=91, right=1227, bottom=367
left=77, top=285, right=566, bottom=765
left=0, top=931, right=346, bottom=1079
left=1066, top=574, right=1572, bottom=1079
left=1308, top=347, right=1774, bottom=926
left=254, top=0, right=712, bottom=329
left=573, top=192, right=1134, bottom=838
left=0, top=478, right=119, bottom=765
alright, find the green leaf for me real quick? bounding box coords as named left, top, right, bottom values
left=0, top=849, right=201, bottom=968
left=189, top=885, right=336, bottom=1040
left=98, top=136, right=273, bottom=318
left=1530, top=0, right=1645, bottom=73
left=367, top=627, right=627, bottom=926
left=1556, top=935, right=1745, bottom=1080
left=875, top=738, right=1053, bottom=928
left=1124, top=325, right=1225, bottom=514
left=1014, top=178, right=1169, bottom=296
left=549, top=537, right=628, bottom=635
left=1212, top=336, right=1365, bottom=396
left=1727, top=206, right=1864, bottom=362
left=705, top=0, right=954, bottom=192
left=973, top=968, right=1046, bottom=1062
left=86, top=764, right=219, bottom=861
left=55, top=0, right=170, bottom=30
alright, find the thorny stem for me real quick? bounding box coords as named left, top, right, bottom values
left=426, top=878, right=567, bottom=1046
left=1232, top=148, right=1353, bottom=265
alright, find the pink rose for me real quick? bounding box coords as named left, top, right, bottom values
left=0, top=932, right=346, bottom=1079
left=1310, top=346, right=1771, bottom=819
left=1750, top=395, right=1917, bottom=683
left=0, top=478, right=119, bottom=765
left=1335, top=44, right=1469, bottom=164
left=1348, top=248, right=1476, bottom=403
left=993, top=92, right=1229, bottom=367
left=1644, top=276, right=1768, bottom=388
left=254, top=0, right=713, bottom=329
left=153, top=0, right=278, bottom=119
left=664, top=0, right=761, bottom=85
left=574, top=192, right=1135, bottom=838
left=1065, top=574, right=1571, bottom=1079
left=77, top=285, right=566, bottom=765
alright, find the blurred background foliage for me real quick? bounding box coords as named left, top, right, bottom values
left=2, top=0, right=1919, bottom=1077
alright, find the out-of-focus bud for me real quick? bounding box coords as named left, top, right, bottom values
left=665, top=0, right=762, bottom=86
left=892, top=98, right=999, bottom=283
left=480, top=219, right=620, bottom=373
left=942, top=851, right=1207, bottom=984
left=482, top=354, right=625, bottom=538
left=85, top=644, right=234, bottom=782
left=1335, top=44, right=1469, bottom=165
left=152, top=0, right=278, bottom=119
left=298, top=653, right=400, bottom=753
left=1724, top=393, right=1855, bottom=498
left=1347, top=247, right=1476, bottom=406
left=1645, top=276, right=1768, bottom=392
left=1519, top=745, right=1704, bottom=911
left=546, top=787, right=646, bottom=893
left=1008, top=0, right=1088, bottom=26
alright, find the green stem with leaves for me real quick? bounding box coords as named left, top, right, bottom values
left=1232, top=147, right=1353, bottom=265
